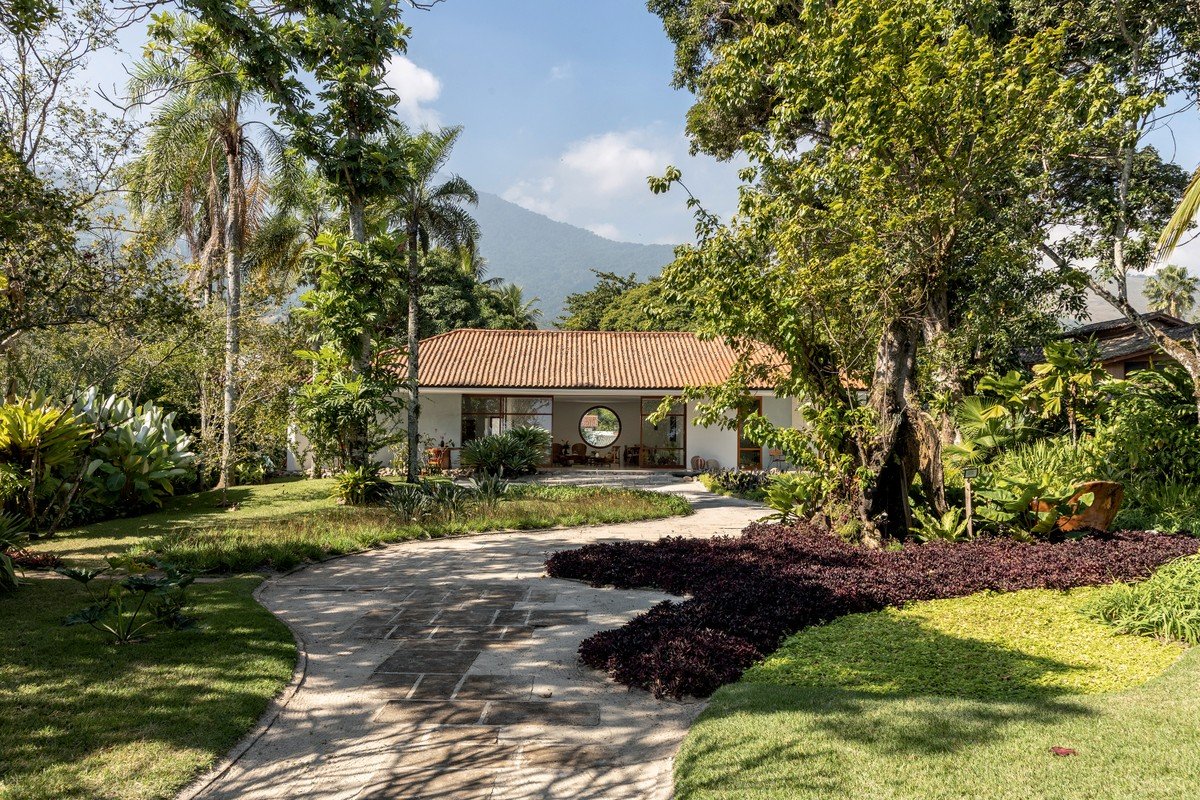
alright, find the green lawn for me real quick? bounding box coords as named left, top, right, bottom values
left=1, top=478, right=690, bottom=800
left=676, top=587, right=1198, bottom=800
left=0, top=577, right=295, bottom=800
left=35, top=479, right=691, bottom=571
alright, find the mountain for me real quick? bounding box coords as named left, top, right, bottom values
left=472, top=192, right=679, bottom=324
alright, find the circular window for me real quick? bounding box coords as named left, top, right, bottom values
left=579, top=406, right=620, bottom=447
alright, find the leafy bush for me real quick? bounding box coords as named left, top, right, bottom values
left=471, top=472, right=509, bottom=510
left=234, top=453, right=275, bottom=486
left=0, top=511, right=30, bottom=593
left=700, top=469, right=773, bottom=500
left=911, top=505, right=970, bottom=542
left=332, top=464, right=391, bottom=506
left=74, top=389, right=195, bottom=512
left=546, top=524, right=1199, bottom=698
left=1084, top=555, right=1200, bottom=645
left=57, top=563, right=198, bottom=643
left=1120, top=481, right=1200, bottom=534
left=763, top=472, right=822, bottom=522
left=460, top=428, right=547, bottom=476
left=386, top=482, right=435, bottom=523
left=0, top=394, right=93, bottom=528
left=422, top=479, right=471, bottom=520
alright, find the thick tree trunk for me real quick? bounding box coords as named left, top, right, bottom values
left=216, top=140, right=243, bottom=490
left=858, top=317, right=921, bottom=543
left=406, top=221, right=421, bottom=484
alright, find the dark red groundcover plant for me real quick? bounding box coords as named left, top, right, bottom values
left=545, top=523, right=1200, bottom=699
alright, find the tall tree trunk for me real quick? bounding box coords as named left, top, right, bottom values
left=344, top=194, right=373, bottom=469
left=858, top=318, right=921, bottom=543
left=405, top=220, right=421, bottom=484
left=216, top=138, right=243, bottom=490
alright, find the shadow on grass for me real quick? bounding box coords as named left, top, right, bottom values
left=0, top=577, right=296, bottom=799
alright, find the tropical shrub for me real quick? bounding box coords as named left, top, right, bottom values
left=700, top=469, right=773, bottom=500
left=422, top=479, right=471, bottom=520
left=333, top=464, right=392, bottom=506
left=234, top=453, right=275, bottom=485
left=460, top=428, right=546, bottom=476
left=0, top=512, right=30, bottom=593
left=74, top=389, right=195, bottom=512
left=0, top=394, right=93, bottom=528
left=911, top=505, right=970, bottom=542
left=547, top=524, right=1198, bottom=698
left=471, top=472, right=509, bottom=510
left=1084, top=555, right=1200, bottom=645
left=293, top=345, right=405, bottom=470
left=386, top=482, right=435, bottom=523
left=57, top=563, right=198, bottom=643
left=763, top=472, right=822, bottom=522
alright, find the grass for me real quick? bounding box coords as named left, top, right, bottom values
left=676, top=587, right=1197, bottom=800
left=1084, top=555, right=1200, bottom=645
left=0, top=576, right=295, bottom=800
left=34, top=479, right=691, bottom=571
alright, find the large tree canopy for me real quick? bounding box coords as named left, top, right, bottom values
left=651, top=0, right=1090, bottom=538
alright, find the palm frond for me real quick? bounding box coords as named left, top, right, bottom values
left=1156, top=167, right=1200, bottom=263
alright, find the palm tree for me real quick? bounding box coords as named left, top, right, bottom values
left=1156, top=168, right=1200, bottom=261
left=486, top=283, right=542, bottom=330
left=389, top=125, right=480, bottom=483
left=1144, top=264, right=1199, bottom=319
left=127, top=13, right=295, bottom=489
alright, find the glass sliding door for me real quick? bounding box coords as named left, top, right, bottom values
left=461, top=396, right=553, bottom=462
left=640, top=397, right=685, bottom=468
left=738, top=397, right=764, bottom=470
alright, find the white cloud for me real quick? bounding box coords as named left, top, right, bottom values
left=549, top=63, right=573, bottom=81
left=560, top=131, right=666, bottom=194
left=586, top=222, right=622, bottom=240
left=501, top=126, right=743, bottom=244
left=384, top=55, right=442, bottom=127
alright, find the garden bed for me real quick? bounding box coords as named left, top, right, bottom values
left=546, top=522, right=1200, bottom=698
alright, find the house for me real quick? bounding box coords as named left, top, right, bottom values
left=413, top=329, right=797, bottom=470
left=293, top=329, right=797, bottom=473
left=1063, top=312, right=1196, bottom=378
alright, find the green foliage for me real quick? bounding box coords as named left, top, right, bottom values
left=293, top=345, right=405, bottom=470
left=763, top=472, right=823, bottom=523
left=386, top=482, right=435, bottom=524
left=1085, top=556, right=1200, bottom=645
left=1027, top=341, right=1109, bottom=439
left=57, top=563, right=197, bottom=644
left=470, top=472, right=509, bottom=510
left=971, top=442, right=1095, bottom=538
left=332, top=464, right=391, bottom=507
left=699, top=469, right=772, bottom=501
left=0, top=393, right=93, bottom=527
left=557, top=270, right=640, bottom=330
left=461, top=426, right=549, bottom=477
left=73, top=389, right=196, bottom=511
left=481, top=282, right=541, bottom=329
left=0, top=512, right=30, bottom=593
left=1120, top=481, right=1200, bottom=533
left=911, top=505, right=970, bottom=542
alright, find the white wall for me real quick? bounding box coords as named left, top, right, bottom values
left=552, top=398, right=640, bottom=455
left=420, top=392, right=463, bottom=448
left=686, top=402, right=738, bottom=470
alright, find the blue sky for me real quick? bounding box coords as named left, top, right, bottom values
left=89, top=1, right=1199, bottom=264
left=388, top=0, right=742, bottom=245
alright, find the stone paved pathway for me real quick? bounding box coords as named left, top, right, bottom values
left=186, top=483, right=763, bottom=800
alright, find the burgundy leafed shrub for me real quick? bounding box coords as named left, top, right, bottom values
left=5, top=548, right=61, bottom=570
left=547, top=522, right=1200, bottom=698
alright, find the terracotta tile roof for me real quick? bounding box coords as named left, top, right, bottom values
left=405, top=329, right=779, bottom=390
